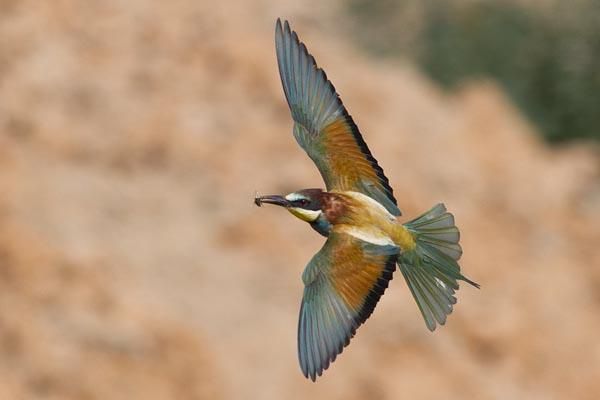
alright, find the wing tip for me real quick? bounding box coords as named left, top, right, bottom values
left=275, top=17, right=289, bottom=28
left=275, top=18, right=293, bottom=46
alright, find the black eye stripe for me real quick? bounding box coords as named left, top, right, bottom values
left=294, top=199, right=309, bottom=206
left=292, top=198, right=323, bottom=211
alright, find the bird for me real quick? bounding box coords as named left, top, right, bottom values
left=255, top=18, right=479, bottom=381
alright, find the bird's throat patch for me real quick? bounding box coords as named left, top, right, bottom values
left=288, top=207, right=321, bottom=222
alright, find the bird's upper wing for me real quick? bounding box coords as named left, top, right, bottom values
left=275, top=19, right=401, bottom=216
left=298, top=229, right=398, bottom=380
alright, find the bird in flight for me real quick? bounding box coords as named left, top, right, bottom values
left=255, top=19, right=479, bottom=381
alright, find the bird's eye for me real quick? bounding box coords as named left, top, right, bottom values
left=297, top=199, right=310, bottom=207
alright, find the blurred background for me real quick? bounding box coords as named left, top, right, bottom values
left=0, top=0, right=599, bottom=399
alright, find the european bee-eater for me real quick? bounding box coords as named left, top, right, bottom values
left=255, top=19, right=479, bottom=381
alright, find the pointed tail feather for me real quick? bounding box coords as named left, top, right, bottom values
left=399, top=204, right=479, bottom=331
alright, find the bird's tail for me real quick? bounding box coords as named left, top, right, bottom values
left=398, top=203, right=479, bottom=331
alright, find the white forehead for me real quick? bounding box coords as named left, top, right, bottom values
left=285, top=192, right=307, bottom=201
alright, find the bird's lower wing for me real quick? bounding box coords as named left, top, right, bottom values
left=299, top=230, right=398, bottom=380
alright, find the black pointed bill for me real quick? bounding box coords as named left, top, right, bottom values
left=254, top=194, right=290, bottom=208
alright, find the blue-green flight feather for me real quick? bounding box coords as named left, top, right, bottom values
left=275, top=19, right=401, bottom=216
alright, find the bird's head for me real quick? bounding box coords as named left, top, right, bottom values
left=255, top=188, right=325, bottom=222
left=255, top=188, right=332, bottom=236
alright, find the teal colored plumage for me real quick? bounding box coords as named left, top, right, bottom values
left=298, top=232, right=398, bottom=380
left=275, top=19, right=400, bottom=216
left=400, top=204, right=480, bottom=331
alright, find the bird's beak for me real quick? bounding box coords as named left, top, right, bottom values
left=254, top=194, right=290, bottom=208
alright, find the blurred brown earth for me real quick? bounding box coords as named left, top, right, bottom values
left=1, top=1, right=599, bottom=399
